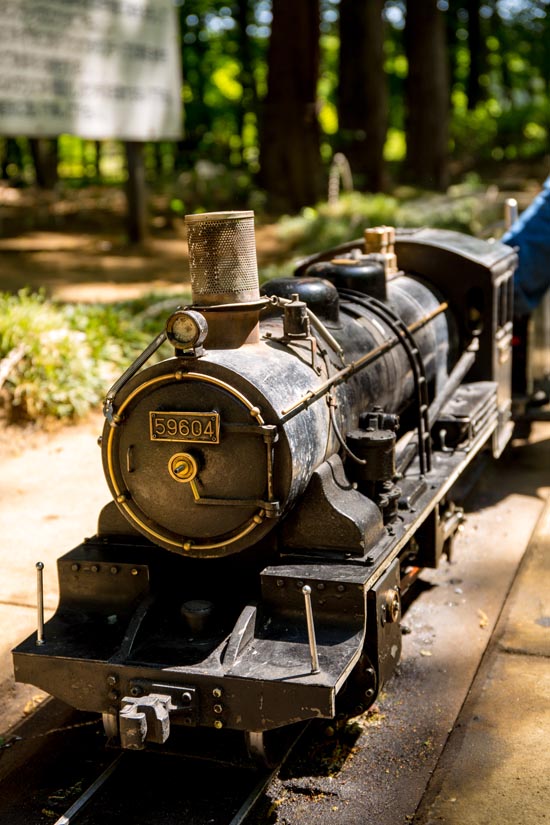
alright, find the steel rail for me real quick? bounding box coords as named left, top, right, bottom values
left=227, top=765, right=281, bottom=825
left=229, top=723, right=310, bottom=825
left=48, top=722, right=307, bottom=825
left=52, top=753, right=124, bottom=825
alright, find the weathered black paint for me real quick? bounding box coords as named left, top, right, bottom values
left=13, top=229, right=517, bottom=755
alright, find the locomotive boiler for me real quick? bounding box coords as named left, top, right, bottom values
left=13, top=211, right=517, bottom=761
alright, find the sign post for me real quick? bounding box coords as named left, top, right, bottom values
left=0, top=0, right=183, bottom=242
left=125, top=141, right=148, bottom=244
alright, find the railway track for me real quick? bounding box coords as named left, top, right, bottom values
left=0, top=703, right=307, bottom=824
left=51, top=752, right=284, bottom=825
left=52, top=754, right=123, bottom=825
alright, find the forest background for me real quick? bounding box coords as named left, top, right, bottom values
left=1, top=0, right=549, bottom=424
left=3, top=0, right=550, bottom=210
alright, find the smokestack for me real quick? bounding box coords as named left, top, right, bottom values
left=185, top=211, right=260, bottom=306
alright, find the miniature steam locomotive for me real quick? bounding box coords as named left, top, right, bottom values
left=13, top=211, right=517, bottom=761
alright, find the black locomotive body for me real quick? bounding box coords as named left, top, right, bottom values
left=13, top=212, right=517, bottom=757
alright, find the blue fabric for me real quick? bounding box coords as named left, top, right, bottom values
left=502, top=176, right=550, bottom=317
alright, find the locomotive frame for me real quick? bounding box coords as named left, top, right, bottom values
left=12, top=213, right=517, bottom=761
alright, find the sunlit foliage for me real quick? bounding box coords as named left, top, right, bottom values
left=1, top=1, right=549, bottom=194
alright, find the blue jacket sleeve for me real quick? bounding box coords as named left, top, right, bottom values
left=502, top=176, right=550, bottom=317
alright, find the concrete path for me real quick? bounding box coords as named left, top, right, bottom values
left=0, top=413, right=109, bottom=732
left=263, top=423, right=550, bottom=824
left=414, top=491, right=550, bottom=824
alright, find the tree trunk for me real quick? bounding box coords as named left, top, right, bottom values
left=338, top=0, right=388, bottom=192
left=29, top=138, right=59, bottom=189
left=1, top=138, right=24, bottom=181
left=466, top=0, right=483, bottom=110
left=259, top=0, right=323, bottom=212
left=93, top=141, right=102, bottom=180
left=125, top=141, right=149, bottom=245
left=445, top=0, right=463, bottom=97
left=404, top=0, right=450, bottom=190
left=234, top=0, right=258, bottom=143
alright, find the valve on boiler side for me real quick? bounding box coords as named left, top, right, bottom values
left=346, top=408, right=401, bottom=523
left=283, top=293, right=311, bottom=339
left=275, top=292, right=319, bottom=370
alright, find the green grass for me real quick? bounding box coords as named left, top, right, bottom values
left=272, top=183, right=506, bottom=259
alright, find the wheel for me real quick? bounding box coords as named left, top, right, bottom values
left=245, top=730, right=278, bottom=768
left=335, top=651, right=378, bottom=717
left=102, top=711, right=119, bottom=741
left=244, top=726, right=303, bottom=769
left=512, top=417, right=532, bottom=441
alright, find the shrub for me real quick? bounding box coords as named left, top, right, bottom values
left=0, top=290, right=157, bottom=422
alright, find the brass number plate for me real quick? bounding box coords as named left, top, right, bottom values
left=150, top=411, right=220, bottom=444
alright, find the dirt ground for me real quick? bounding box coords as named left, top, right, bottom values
left=0, top=182, right=289, bottom=303
left=1, top=169, right=546, bottom=302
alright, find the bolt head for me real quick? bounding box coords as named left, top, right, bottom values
left=386, top=588, right=401, bottom=623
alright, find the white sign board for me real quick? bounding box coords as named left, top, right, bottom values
left=0, top=0, right=182, bottom=141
